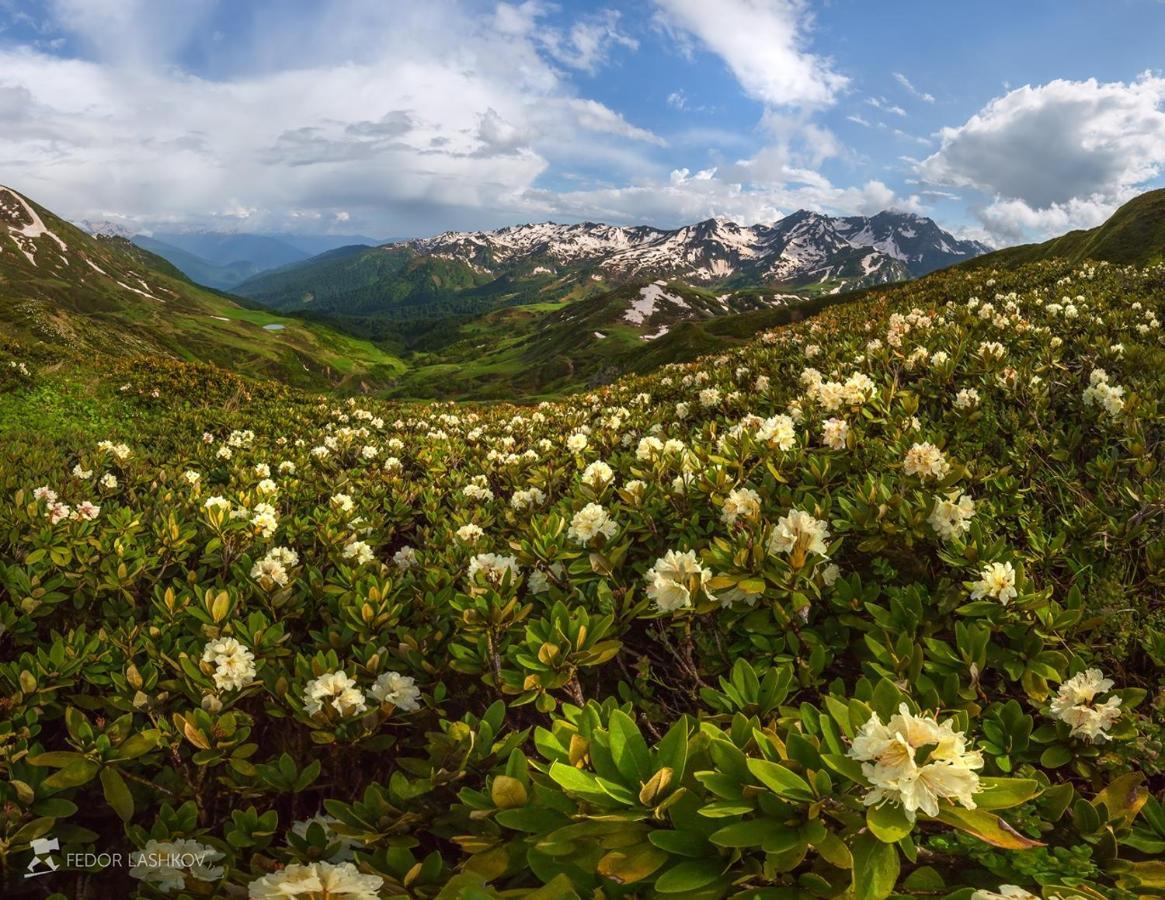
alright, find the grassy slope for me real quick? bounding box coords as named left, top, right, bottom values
left=966, top=188, right=1165, bottom=270
left=389, top=282, right=882, bottom=400
left=0, top=191, right=406, bottom=391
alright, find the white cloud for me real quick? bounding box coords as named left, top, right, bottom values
left=866, top=96, right=906, bottom=117
left=541, top=8, right=638, bottom=73
left=893, top=72, right=935, bottom=104
left=846, top=114, right=870, bottom=127
left=0, top=1, right=663, bottom=235
left=977, top=196, right=1116, bottom=245
left=652, top=0, right=847, bottom=109
left=518, top=159, right=920, bottom=227
left=917, top=74, right=1165, bottom=240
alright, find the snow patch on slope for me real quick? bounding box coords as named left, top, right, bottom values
left=0, top=187, right=68, bottom=266
left=625, top=283, right=686, bottom=325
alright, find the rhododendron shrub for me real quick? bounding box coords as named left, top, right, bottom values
left=0, top=259, right=1161, bottom=897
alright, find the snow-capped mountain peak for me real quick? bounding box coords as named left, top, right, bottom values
left=391, top=208, right=988, bottom=291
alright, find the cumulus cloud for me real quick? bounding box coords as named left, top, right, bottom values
left=651, top=0, right=847, bottom=109
left=917, top=74, right=1165, bottom=241
left=0, top=0, right=924, bottom=237
left=0, top=0, right=664, bottom=235
left=517, top=159, right=920, bottom=227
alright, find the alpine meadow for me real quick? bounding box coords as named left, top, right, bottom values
left=0, top=3, right=1163, bottom=900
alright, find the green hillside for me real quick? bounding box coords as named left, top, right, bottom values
left=967, top=189, right=1165, bottom=269
left=0, top=187, right=405, bottom=391
left=388, top=282, right=863, bottom=399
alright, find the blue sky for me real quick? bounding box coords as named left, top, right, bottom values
left=1, top=0, right=1163, bottom=244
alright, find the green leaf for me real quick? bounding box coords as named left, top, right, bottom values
left=43, top=759, right=100, bottom=790
left=933, top=807, right=1045, bottom=849
left=851, top=831, right=899, bottom=900
left=975, top=777, right=1042, bottom=810
left=654, top=718, right=688, bottom=783
left=523, top=874, right=581, bottom=900
left=115, top=731, right=159, bottom=761
left=548, top=761, right=608, bottom=803
left=647, top=830, right=710, bottom=858
left=491, top=775, right=528, bottom=809
left=608, top=710, right=652, bottom=785
left=709, top=819, right=798, bottom=849
left=866, top=803, right=913, bottom=842
left=654, top=859, right=723, bottom=894
left=1092, top=772, right=1148, bottom=828
left=596, top=842, right=669, bottom=885
left=746, top=758, right=813, bottom=802
left=100, top=767, right=134, bottom=822
left=27, top=751, right=87, bottom=768
left=821, top=753, right=867, bottom=786
left=1040, top=745, right=1073, bottom=768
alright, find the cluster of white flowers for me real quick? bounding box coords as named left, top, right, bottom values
left=462, top=482, right=494, bottom=502
left=929, top=492, right=975, bottom=541
left=1049, top=668, right=1122, bottom=742
left=97, top=440, right=132, bottom=459
left=568, top=502, right=617, bottom=544
left=1082, top=368, right=1125, bottom=419
left=848, top=704, right=983, bottom=819
left=467, top=552, right=520, bottom=584
left=805, top=371, right=877, bottom=412
left=250, top=502, right=279, bottom=538
left=201, top=637, right=257, bottom=691
left=903, top=442, right=950, bottom=480
left=721, top=487, right=761, bottom=526
left=129, top=839, right=225, bottom=893
left=954, top=388, right=980, bottom=410
left=342, top=539, right=375, bottom=565
left=32, top=486, right=101, bottom=524
left=969, top=561, right=1017, bottom=605
left=250, top=546, right=299, bottom=589
left=303, top=671, right=367, bottom=717
left=510, top=487, right=546, bottom=510
left=978, top=340, right=1005, bottom=360
left=767, top=509, right=830, bottom=561
left=393, top=545, right=418, bottom=569
left=970, top=887, right=1042, bottom=900
left=644, top=549, right=714, bottom=612
left=581, top=460, right=614, bottom=488
left=821, top=417, right=848, bottom=450
left=456, top=523, right=485, bottom=544
left=755, top=414, right=796, bottom=450
left=247, top=861, right=383, bottom=900
left=368, top=671, right=422, bottom=710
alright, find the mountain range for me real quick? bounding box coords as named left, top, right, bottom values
left=398, top=210, right=989, bottom=283
left=7, top=184, right=1162, bottom=401
left=233, top=211, right=989, bottom=329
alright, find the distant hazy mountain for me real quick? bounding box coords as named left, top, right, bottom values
left=236, top=209, right=989, bottom=322
left=70, top=221, right=390, bottom=290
